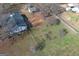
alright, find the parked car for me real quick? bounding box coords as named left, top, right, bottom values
left=27, top=4, right=40, bottom=13
left=66, top=3, right=79, bottom=13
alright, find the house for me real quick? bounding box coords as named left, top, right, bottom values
left=0, top=12, right=31, bottom=36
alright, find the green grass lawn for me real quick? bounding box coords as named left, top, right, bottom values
left=9, top=20, right=79, bottom=56
left=30, top=22, right=79, bottom=56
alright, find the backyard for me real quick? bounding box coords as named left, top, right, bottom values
left=5, top=19, right=79, bottom=56
left=0, top=3, right=79, bottom=56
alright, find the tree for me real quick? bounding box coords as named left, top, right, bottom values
left=35, top=40, right=45, bottom=51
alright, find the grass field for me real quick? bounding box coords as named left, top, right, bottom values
left=31, top=22, right=79, bottom=56
left=7, top=20, right=79, bottom=56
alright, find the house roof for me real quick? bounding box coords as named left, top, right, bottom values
left=0, top=12, right=28, bottom=35
left=9, top=12, right=27, bottom=26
